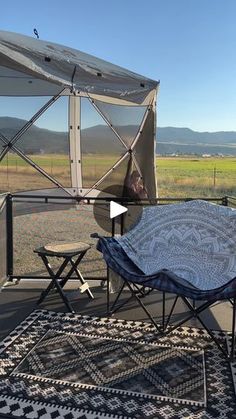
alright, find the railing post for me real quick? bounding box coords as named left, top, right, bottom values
left=111, top=218, right=115, bottom=237
left=120, top=213, right=124, bottom=235
left=6, top=193, right=13, bottom=278
left=222, top=196, right=228, bottom=206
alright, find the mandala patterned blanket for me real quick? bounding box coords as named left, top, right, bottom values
left=116, top=200, right=236, bottom=290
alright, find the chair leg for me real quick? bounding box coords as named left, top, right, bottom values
left=162, top=292, right=165, bottom=331
left=125, top=280, right=163, bottom=333
left=165, top=296, right=179, bottom=329
left=180, top=297, right=230, bottom=359
left=109, top=281, right=127, bottom=314
left=106, top=266, right=110, bottom=316
left=230, top=297, right=236, bottom=361
left=109, top=283, right=154, bottom=316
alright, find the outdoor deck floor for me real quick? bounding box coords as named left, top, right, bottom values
left=0, top=278, right=233, bottom=341
left=0, top=278, right=234, bottom=419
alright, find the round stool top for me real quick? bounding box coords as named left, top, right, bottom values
left=43, top=241, right=91, bottom=255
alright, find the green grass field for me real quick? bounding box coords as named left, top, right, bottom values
left=157, top=156, right=236, bottom=197
left=1, top=153, right=236, bottom=198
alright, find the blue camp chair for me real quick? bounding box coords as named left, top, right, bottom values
left=97, top=200, right=236, bottom=361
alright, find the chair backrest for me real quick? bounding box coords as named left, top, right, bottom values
left=116, top=200, right=236, bottom=290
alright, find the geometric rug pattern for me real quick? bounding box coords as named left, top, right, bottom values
left=0, top=309, right=235, bottom=419
left=14, top=330, right=206, bottom=406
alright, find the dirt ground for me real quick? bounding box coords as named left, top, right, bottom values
left=13, top=204, right=109, bottom=278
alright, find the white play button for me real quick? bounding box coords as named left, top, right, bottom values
left=110, top=201, right=128, bottom=219
left=93, top=185, right=143, bottom=232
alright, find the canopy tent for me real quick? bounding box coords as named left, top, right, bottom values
left=0, top=30, right=159, bottom=199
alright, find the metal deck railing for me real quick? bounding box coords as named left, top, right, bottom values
left=0, top=193, right=232, bottom=283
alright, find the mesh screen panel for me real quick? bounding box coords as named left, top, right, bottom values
left=95, top=153, right=147, bottom=200
left=123, top=155, right=147, bottom=200
left=81, top=98, right=127, bottom=187
left=0, top=196, right=7, bottom=285
left=12, top=189, right=74, bottom=218
left=0, top=97, right=52, bottom=139
left=0, top=154, right=8, bottom=193
left=16, top=97, right=71, bottom=188
left=93, top=99, right=147, bottom=148
left=0, top=154, right=57, bottom=193
left=95, top=156, right=130, bottom=197
left=133, top=109, right=156, bottom=198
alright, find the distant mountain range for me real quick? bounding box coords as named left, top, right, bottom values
left=157, top=127, right=236, bottom=155
left=0, top=117, right=69, bottom=154
left=1, top=117, right=236, bottom=156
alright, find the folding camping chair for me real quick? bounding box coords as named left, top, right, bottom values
left=97, top=200, right=236, bottom=361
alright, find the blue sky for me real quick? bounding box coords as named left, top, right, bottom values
left=1, top=0, right=236, bottom=132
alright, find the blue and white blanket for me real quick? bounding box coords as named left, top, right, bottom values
left=115, top=200, right=236, bottom=290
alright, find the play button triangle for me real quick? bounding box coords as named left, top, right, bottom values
left=110, top=201, right=128, bottom=219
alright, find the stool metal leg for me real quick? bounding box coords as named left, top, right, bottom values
left=37, top=256, right=69, bottom=305
left=59, top=252, right=85, bottom=289
left=52, top=276, right=75, bottom=313
left=60, top=251, right=94, bottom=300
left=37, top=255, right=75, bottom=313
left=70, top=256, right=94, bottom=300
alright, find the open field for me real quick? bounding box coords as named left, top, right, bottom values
left=157, top=156, right=236, bottom=197
left=0, top=154, right=120, bottom=192
left=1, top=154, right=236, bottom=197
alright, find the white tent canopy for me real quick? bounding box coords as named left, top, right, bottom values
left=0, top=31, right=158, bottom=104
left=0, top=30, right=159, bottom=198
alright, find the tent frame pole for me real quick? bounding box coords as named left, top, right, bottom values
left=69, top=95, right=82, bottom=195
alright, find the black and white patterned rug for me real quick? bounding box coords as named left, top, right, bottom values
left=0, top=309, right=235, bottom=418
